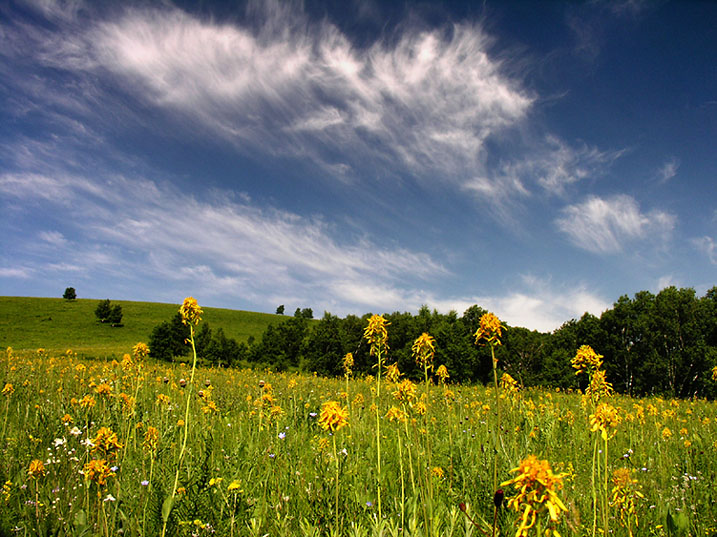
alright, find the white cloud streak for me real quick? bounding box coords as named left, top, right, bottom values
left=24, top=3, right=532, bottom=184
left=692, top=236, right=717, bottom=265
left=656, top=157, right=679, bottom=184
left=0, top=171, right=446, bottom=312
left=555, top=194, right=676, bottom=254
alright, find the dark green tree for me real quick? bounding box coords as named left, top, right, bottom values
left=107, top=304, right=123, bottom=326
left=63, top=287, right=76, bottom=300
left=95, top=299, right=112, bottom=323
left=276, top=305, right=285, bottom=315
left=303, top=312, right=345, bottom=376
left=148, top=313, right=190, bottom=361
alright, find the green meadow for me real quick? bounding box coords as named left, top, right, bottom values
left=0, top=297, right=279, bottom=356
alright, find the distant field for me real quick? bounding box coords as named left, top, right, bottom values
left=0, top=296, right=281, bottom=356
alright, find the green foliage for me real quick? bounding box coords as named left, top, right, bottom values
left=62, top=287, right=76, bottom=300
left=94, top=299, right=112, bottom=323
left=276, top=304, right=285, bottom=315
left=149, top=313, right=190, bottom=361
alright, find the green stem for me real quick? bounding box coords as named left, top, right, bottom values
left=161, top=324, right=198, bottom=537
left=375, top=346, right=383, bottom=520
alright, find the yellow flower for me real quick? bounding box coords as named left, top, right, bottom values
left=586, top=369, right=613, bottom=400
left=363, top=314, right=389, bottom=355
left=84, top=459, right=115, bottom=486
left=436, top=364, right=450, bottom=382
left=500, top=372, right=519, bottom=393
left=385, top=363, right=401, bottom=383
left=319, top=400, right=349, bottom=432
left=61, top=413, right=72, bottom=424
left=392, top=378, right=417, bottom=402
left=1, top=383, right=14, bottom=397
left=227, top=480, right=242, bottom=493
left=342, top=353, right=354, bottom=376
left=412, top=332, right=436, bottom=371
left=590, top=402, right=621, bottom=440
left=431, top=466, right=444, bottom=479
left=132, top=342, right=150, bottom=361
left=712, top=365, right=717, bottom=381
left=571, top=345, right=603, bottom=375
left=156, top=393, right=170, bottom=405
left=474, top=312, right=505, bottom=347
left=316, top=437, right=330, bottom=452
left=79, top=395, right=96, bottom=409
left=661, top=427, right=672, bottom=439
left=143, top=426, right=159, bottom=452
left=501, top=455, right=568, bottom=536
left=385, top=406, right=407, bottom=422
left=95, top=382, right=113, bottom=396
left=92, top=426, right=123, bottom=457
left=610, top=468, right=644, bottom=531
left=179, top=297, right=203, bottom=326
left=27, top=459, right=46, bottom=479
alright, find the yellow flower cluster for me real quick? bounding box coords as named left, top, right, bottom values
left=27, top=459, right=46, bottom=479
left=385, top=363, right=401, bottom=383
left=84, top=459, right=115, bottom=487
left=363, top=314, right=389, bottom=356
left=501, top=455, right=568, bottom=536
left=133, top=342, right=150, bottom=361
left=385, top=406, right=407, bottom=423
left=143, top=426, right=159, bottom=452
left=412, top=332, right=436, bottom=371
left=610, top=468, right=644, bottom=532
left=435, top=364, right=450, bottom=383
left=571, top=345, right=603, bottom=375
left=92, top=426, right=124, bottom=459
left=319, top=400, right=349, bottom=432
left=179, top=297, right=203, bottom=326
left=589, top=402, right=621, bottom=440
left=342, top=352, right=354, bottom=376
left=500, top=372, right=519, bottom=394
left=1, top=383, right=14, bottom=397
left=586, top=369, right=614, bottom=400
left=474, top=312, right=505, bottom=347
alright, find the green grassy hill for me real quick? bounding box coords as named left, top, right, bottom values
left=0, top=296, right=281, bottom=357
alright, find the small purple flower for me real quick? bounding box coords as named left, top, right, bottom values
left=269, top=453, right=276, bottom=458
left=366, top=501, right=373, bottom=508
left=278, top=432, right=286, bottom=440
left=309, top=412, right=317, bottom=418
left=141, top=480, right=150, bottom=486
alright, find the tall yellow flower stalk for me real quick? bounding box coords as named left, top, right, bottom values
left=610, top=468, right=644, bottom=537
left=475, top=314, right=506, bottom=500
left=319, top=400, right=349, bottom=530
left=501, top=455, right=568, bottom=537
left=364, top=314, right=389, bottom=520
left=161, top=297, right=203, bottom=537
left=572, top=344, right=615, bottom=537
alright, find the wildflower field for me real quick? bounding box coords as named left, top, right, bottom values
left=1, top=302, right=716, bottom=536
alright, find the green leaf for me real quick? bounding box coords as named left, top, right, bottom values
left=162, top=495, right=174, bottom=522
left=73, top=509, right=88, bottom=529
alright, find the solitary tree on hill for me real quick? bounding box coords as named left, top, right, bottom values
left=63, top=287, right=76, bottom=300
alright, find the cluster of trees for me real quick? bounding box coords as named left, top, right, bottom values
left=146, top=286, right=717, bottom=398
left=148, top=314, right=249, bottom=367
left=94, top=299, right=123, bottom=326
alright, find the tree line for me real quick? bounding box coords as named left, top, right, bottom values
left=147, top=286, right=717, bottom=399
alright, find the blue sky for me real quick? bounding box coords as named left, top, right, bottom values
left=1, top=0, right=715, bottom=332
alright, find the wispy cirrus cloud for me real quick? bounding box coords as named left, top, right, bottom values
left=7, top=2, right=532, bottom=186
left=0, top=170, right=446, bottom=312
left=656, top=157, right=679, bottom=184
left=555, top=194, right=676, bottom=254
left=692, top=236, right=717, bottom=265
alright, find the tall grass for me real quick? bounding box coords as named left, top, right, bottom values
left=0, top=345, right=715, bottom=536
